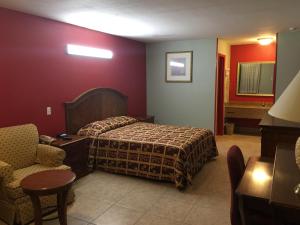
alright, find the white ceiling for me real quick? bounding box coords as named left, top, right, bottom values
left=0, top=0, right=299, bottom=43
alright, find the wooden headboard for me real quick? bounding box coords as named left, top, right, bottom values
left=64, top=88, right=128, bottom=134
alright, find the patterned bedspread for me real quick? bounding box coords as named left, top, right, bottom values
left=80, top=118, right=218, bottom=189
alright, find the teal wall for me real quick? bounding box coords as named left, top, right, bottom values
left=276, top=30, right=300, bottom=98
left=146, top=39, right=217, bottom=131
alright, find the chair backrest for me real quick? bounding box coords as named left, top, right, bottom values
left=227, top=145, right=246, bottom=225
left=0, top=124, right=39, bottom=169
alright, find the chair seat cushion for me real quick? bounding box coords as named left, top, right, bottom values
left=5, top=164, right=70, bottom=200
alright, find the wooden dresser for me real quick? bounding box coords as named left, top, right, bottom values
left=236, top=144, right=300, bottom=225
left=259, top=114, right=300, bottom=158
left=271, top=144, right=300, bottom=224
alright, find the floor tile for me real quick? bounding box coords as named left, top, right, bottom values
left=76, top=180, right=134, bottom=203
left=147, top=196, right=196, bottom=222
left=68, top=195, right=114, bottom=222
left=135, top=213, right=182, bottom=225
left=116, top=187, right=164, bottom=212
left=93, top=205, right=143, bottom=225
left=184, top=204, right=230, bottom=225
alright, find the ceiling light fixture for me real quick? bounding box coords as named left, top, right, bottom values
left=66, top=44, right=113, bottom=59
left=289, top=27, right=298, bottom=32
left=257, top=37, right=273, bottom=46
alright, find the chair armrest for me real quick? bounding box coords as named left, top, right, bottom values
left=36, top=144, right=66, bottom=167
left=0, top=160, right=14, bottom=184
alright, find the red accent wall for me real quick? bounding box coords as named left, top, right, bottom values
left=229, top=43, right=276, bottom=103
left=0, top=8, right=146, bottom=135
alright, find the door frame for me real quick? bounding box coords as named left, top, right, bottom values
left=215, top=53, right=226, bottom=135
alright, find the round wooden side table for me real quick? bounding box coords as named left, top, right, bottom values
left=20, top=170, right=76, bottom=225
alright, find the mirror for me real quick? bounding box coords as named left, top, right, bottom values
left=237, top=62, right=275, bottom=96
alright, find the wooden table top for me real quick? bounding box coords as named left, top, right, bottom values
left=259, top=114, right=300, bottom=129
left=21, top=170, right=76, bottom=194
left=270, top=144, right=300, bottom=209
left=236, top=157, right=273, bottom=200
left=51, top=135, right=88, bottom=147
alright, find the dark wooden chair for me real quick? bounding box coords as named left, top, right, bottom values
left=227, top=145, right=274, bottom=225
left=227, top=145, right=245, bottom=225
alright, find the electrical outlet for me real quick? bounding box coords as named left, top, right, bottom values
left=46, top=107, right=52, bottom=116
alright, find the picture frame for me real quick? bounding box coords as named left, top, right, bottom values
left=165, top=51, right=193, bottom=83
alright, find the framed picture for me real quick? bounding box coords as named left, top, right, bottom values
left=165, top=51, right=193, bottom=83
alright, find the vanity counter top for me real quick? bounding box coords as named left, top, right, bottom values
left=225, top=102, right=272, bottom=109
left=225, top=102, right=272, bottom=119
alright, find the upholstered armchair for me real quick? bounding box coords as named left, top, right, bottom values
left=0, top=124, right=74, bottom=225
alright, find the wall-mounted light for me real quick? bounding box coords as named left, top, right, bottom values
left=257, top=37, right=273, bottom=46
left=66, top=44, right=113, bottom=59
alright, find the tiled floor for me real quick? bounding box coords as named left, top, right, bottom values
left=2, top=135, right=261, bottom=225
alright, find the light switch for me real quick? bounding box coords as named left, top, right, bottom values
left=46, top=107, right=52, bottom=116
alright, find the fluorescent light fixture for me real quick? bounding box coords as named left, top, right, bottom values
left=257, top=37, right=273, bottom=46
left=66, top=44, right=113, bottom=59
left=64, top=12, right=154, bottom=37
left=170, top=61, right=185, bottom=68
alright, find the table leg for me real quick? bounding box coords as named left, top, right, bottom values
left=57, top=188, right=69, bottom=225
left=29, top=195, right=43, bottom=225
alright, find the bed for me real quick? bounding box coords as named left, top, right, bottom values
left=64, top=88, right=218, bottom=189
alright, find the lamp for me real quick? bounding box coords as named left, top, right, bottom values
left=268, top=70, right=300, bottom=194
